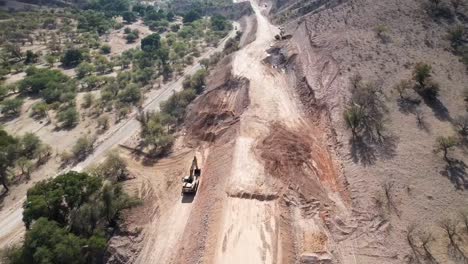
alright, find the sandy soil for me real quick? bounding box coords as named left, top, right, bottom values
left=103, top=20, right=153, bottom=57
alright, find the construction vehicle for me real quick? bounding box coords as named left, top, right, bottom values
left=275, top=27, right=287, bottom=40
left=181, top=156, right=201, bottom=194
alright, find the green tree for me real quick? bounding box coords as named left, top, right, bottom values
left=126, top=32, right=138, bottom=43
left=1, top=98, right=23, bottom=116
left=412, top=62, right=432, bottom=88
left=30, top=102, right=49, bottom=120
left=434, top=135, right=459, bottom=163
left=211, top=15, right=228, bottom=31
left=24, top=50, right=39, bottom=64
left=75, top=62, right=95, bottom=79
left=90, top=152, right=128, bottom=182
left=141, top=33, right=161, bottom=52
left=183, top=10, right=201, bottom=23
left=122, top=11, right=137, bottom=24
left=118, top=83, right=141, bottom=104
left=72, top=135, right=95, bottom=161
left=100, top=44, right=111, bottom=54
left=20, top=133, right=42, bottom=159
left=344, top=105, right=364, bottom=138
left=61, top=48, right=83, bottom=68
left=57, top=106, right=79, bottom=128
left=0, top=129, right=18, bottom=194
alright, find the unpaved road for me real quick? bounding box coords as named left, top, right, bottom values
left=134, top=0, right=309, bottom=263
left=0, top=24, right=238, bottom=249
left=213, top=1, right=304, bottom=262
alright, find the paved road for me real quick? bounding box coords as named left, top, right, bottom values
left=0, top=23, right=239, bottom=247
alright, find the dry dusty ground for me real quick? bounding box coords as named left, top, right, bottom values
left=120, top=1, right=347, bottom=263
left=274, top=0, right=468, bottom=263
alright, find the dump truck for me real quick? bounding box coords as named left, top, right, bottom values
left=181, top=156, right=201, bottom=194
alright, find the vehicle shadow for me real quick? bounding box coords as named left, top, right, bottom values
left=181, top=193, right=196, bottom=203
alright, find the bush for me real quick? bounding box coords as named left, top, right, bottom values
left=100, top=44, right=111, bottom=54
left=30, top=102, right=48, bottom=119
left=72, top=135, right=95, bottom=161
left=90, top=152, right=128, bottom=181
left=141, top=33, right=161, bottom=52
left=126, top=32, right=138, bottom=43
left=82, top=93, right=94, bottom=108
left=61, top=48, right=84, bottom=68
left=75, top=62, right=95, bottom=79
left=57, top=106, right=79, bottom=128
left=24, top=50, right=39, bottom=64
left=20, top=133, right=42, bottom=159
left=118, top=83, right=141, bottom=104
left=21, top=68, right=63, bottom=93
left=344, top=74, right=387, bottom=141
left=448, top=25, right=465, bottom=49
left=183, top=10, right=201, bottom=23
left=1, top=98, right=23, bottom=116
left=412, top=63, right=440, bottom=99
left=434, top=135, right=458, bottom=162
left=122, top=11, right=137, bottom=24
left=426, top=0, right=454, bottom=19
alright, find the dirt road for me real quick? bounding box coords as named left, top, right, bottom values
left=213, top=1, right=305, bottom=262
left=0, top=24, right=239, bottom=250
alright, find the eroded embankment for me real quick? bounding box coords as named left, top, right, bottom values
left=185, top=57, right=250, bottom=143
left=175, top=56, right=252, bottom=264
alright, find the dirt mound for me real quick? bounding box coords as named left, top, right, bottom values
left=185, top=68, right=250, bottom=143
left=257, top=123, right=340, bottom=201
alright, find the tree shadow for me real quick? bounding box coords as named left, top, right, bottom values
left=397, top=98, right=420, bottom=115
left=420, top=95, right=451, bottom=121
left=350, top=133, right=398, bottom=166
left=440, top=159, right=468, bottom=190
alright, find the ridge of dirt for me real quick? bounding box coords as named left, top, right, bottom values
left=185, top=59, right=251, bottom=143
left=257, top=122, right=340, bottom=201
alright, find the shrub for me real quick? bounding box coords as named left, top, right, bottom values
left=412, top=62, right=432, bottom=87
left=183, top=10, right=201, bottom=23
left=82, top=93, right=94, bottom=108
left=100, top=44, right=111, bottom=54
left=61, top=48, right=84, bottom=68
left=72, top=135, right=95, bottom=161
left=1, top=98, right=23, bottom=116
left=141, top=33, right=161, bottom=52
left=57, top=106, right=79, bottom=128
left=24, top=50, right=39, bottom=64
left=434, top=135, right=458, bottom=162
left=30, top=102, right=48, bottom=119
left=374, top=24, right=391, bottom=43
left=20, top=133, right=42, bottom=159
left=118, top=83, right=141, bottom=104
left=76, top=62, right=95, bottom=79
left=122, top=11, right=137, bottom=24
left=90, top=152, right=128, bottom=181
left=426, top=0, right=454, bottom=19
left=447, top=25, right=465, bottom=48
left=343, top=105, right=364, bottom=138
left=126, top=32, right=138, bottom=43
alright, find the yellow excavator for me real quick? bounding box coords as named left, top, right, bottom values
left=181, top=156, right=201, bottom=194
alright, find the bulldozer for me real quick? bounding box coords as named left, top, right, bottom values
left=181, top=156, right=201, bottom=194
